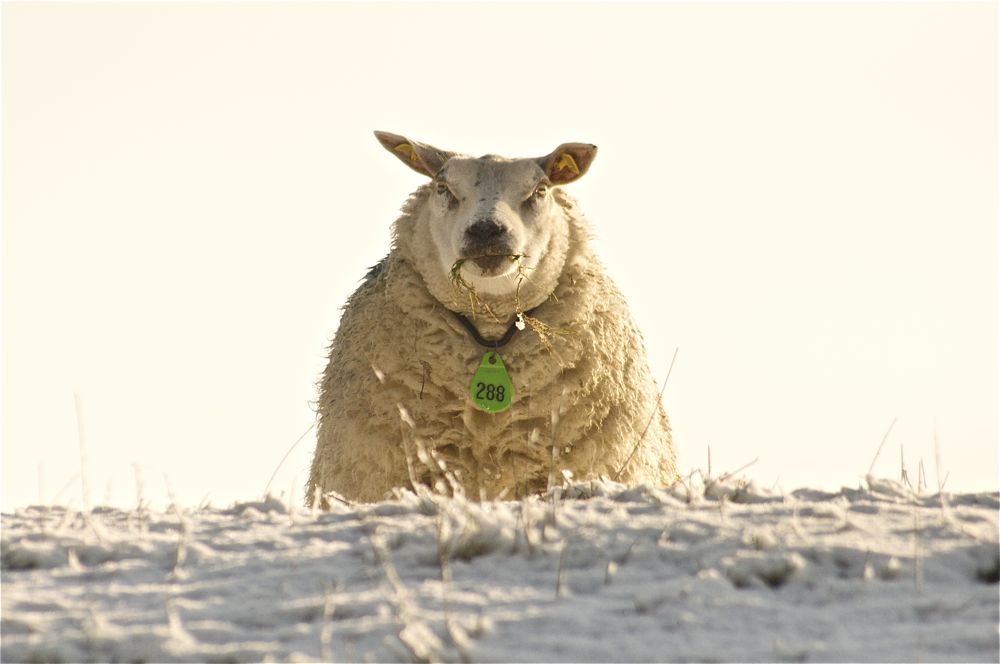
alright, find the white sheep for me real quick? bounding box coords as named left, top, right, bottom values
left=307, top=131, right=677, bottom=505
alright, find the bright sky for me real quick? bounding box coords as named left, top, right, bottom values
left=3, top=2, right=996, bottom=510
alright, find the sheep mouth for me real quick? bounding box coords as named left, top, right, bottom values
left=462, top=250, right=518, bottom=276
left=453, top=252, right=523, bottom=278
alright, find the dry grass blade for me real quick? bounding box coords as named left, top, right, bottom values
left=912, top=507, right=924, bottom=592
left=369, top=528, right=442, bottom=663
left=74, top=392, right=91, bottom=512
left=717, top=457, right=759, bottom=482
left=556, top=541, right=569, bottom=598
left=933, top=431, right=952, bottom=519
left=319, top=581, right=340, bottom=662
left=900, top=445, right=913, bottom=490
left=51, top=472, right=82, bottom=506
left=435, top=513, right=473, bottom=663
left=449, top=258, right=483, bottom=318
left=614, top=347, right=679, bottom=480
left=867, top=416, right=898, bottom=477
left=264, top=422, right=316, bottom=496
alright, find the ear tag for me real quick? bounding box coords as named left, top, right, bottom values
left=394, top=142, right=420, bottom=163
left=470, top=351, right=513, bottom=413
left=554, top=152, right=580, bottom=175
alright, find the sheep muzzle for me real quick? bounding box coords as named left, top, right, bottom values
left=466, top=252, right=513, bottom=275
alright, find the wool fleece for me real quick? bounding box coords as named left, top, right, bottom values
left=307, top=135, right=676, bottom=505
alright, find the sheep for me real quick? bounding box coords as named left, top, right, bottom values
left=306, top=131, right=677, bottom=505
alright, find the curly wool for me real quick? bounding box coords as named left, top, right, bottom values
left=307, top=188, right=677, bottom=504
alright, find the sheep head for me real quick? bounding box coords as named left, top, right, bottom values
left=375, top=131, right=597, bottom=304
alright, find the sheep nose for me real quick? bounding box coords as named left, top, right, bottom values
left=466, top=219, right=507, bottom=244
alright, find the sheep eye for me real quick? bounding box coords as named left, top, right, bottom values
left=533, top=185, right=548, bottom=198
left=436, top=182, right=459, bottom=209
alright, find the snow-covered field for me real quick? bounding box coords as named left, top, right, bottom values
left=2, top=475, right=997, bottom=663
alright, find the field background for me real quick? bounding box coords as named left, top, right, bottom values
left=3, top=2, right=996, bottom=513
left=4, top=4, right=996, bottom=661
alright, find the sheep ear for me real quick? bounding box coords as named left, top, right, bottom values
left=374, top=131, right=455, bottom=178
left=537, top=143, right=597, bottom=185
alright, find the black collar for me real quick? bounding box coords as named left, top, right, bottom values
left=451, top=309, right=537, bottom=349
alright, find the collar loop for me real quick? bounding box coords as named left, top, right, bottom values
left=451, top=309, right=536, bottom=349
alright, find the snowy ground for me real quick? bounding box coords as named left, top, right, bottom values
left=2, top=475, right=998, bottom=663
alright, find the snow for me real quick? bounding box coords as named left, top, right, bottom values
left=2, top=476, right=997, bottom=663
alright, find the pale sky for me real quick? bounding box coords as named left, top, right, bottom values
left=3, top=2, right=997, bottom=510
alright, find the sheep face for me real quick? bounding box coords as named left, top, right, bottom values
left=430, top=156, right=556, bottom=293
left=375, top=131, right=598, bottom=299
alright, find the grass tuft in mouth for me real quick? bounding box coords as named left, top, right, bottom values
left=449, top=258, right=484, bottom=319
left=449, top=254, right=524, bottom=322
left=449, top=255, right=570, bottom=363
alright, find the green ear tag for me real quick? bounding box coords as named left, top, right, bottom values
left=470, top=351, right=514, bottom=413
